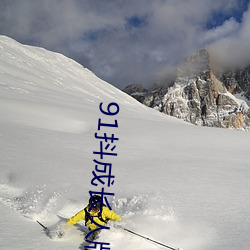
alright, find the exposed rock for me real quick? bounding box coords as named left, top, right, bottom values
left=122, top=84, right=147, bottom=103
left=123, top=49, right=250, bottom=130
left=123, top=83, right=146, bottom=95
left=217, top=66, right=250, bottom=99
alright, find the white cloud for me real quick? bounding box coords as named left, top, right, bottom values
left=209, top=5, right=250, bottom=68
left=0, top=0, right=249, bottom=88
left=200, top=18, right=240, bottom=45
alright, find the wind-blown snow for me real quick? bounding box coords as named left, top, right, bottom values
left=0, top=36, right=250, bottom=250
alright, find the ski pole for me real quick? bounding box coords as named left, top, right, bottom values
left=37, top=220, right=48, bottom=231
left=122, top=227, right=180, bottom=250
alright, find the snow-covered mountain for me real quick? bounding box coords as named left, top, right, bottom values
left=1, top=36, right=250, bottom=250
left=124, top=49, right=250, bottom=130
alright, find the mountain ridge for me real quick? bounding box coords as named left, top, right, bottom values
left=123, top=49, right=250, bottom=130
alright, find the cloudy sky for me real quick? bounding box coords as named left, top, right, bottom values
left=0, top=0, right=249, bottom=89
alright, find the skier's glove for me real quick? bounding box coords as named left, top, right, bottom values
left=113, top=224, right=123, bottom=229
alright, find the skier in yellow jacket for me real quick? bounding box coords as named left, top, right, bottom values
left=67, top=195, right=121, bottom=233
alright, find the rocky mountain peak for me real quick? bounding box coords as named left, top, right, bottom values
left=123, top=49, right=250, bottom=130
left=177, top=49, right=210, bottom=78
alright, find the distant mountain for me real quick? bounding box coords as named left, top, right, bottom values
left=217, top=66, right=250, bottom=100
left=123, top=49, right=250, bottom=130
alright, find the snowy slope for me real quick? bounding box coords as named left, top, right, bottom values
left=0, top=36, right=250, bottom=250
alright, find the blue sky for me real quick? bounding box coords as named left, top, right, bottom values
left=0, top=0, right=249, bottom=89
left=205, top=0, right=249, bottom=28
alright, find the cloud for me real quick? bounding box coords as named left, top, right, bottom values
left=209, top=4, right=250, bottom=69
left=0, top=0, right=249, bottom=89
left=200, top=18, right=240, bottom=45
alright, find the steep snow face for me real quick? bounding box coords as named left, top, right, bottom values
left=0, top=35, right=145, bottom=115
left=0, top=36, right=250, bottom=250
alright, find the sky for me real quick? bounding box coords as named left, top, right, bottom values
left=0, top=0, right=249, bottom=89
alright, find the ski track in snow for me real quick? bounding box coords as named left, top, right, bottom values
left=0, top=180, right=212, bottom=250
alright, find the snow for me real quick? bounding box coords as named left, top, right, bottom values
left=234, top=93, right=250, bottom=107
left=0, top=35, right=250, bottom=250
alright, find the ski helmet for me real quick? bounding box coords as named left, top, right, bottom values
left=89, top=195, right=101, bottom=208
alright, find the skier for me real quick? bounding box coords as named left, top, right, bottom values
left=66, top=195, right=121, bottom=238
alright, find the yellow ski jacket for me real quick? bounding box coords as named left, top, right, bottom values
left=67, top=206, right=121, bottom=231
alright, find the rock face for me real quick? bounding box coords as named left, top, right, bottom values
left=123, top=84, right=147, bottom=103
left=217, top=66, right=250, bottom=99
left=123, top=49, right=250, bottom=130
